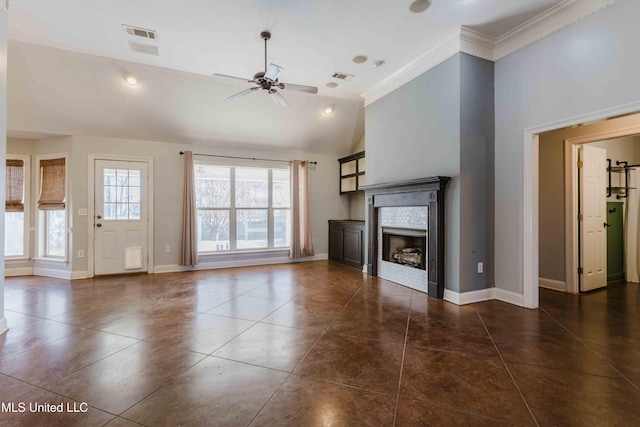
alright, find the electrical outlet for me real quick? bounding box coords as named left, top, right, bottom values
left=165, top=245, right=171, bottom=253
left=477, top=262, right=483, bottom=274
left=78, top=250, right=85, bottom=258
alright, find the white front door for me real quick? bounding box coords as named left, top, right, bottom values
left=579, top=145, right=607, bottom=291
left=94, top=160, right=149, bottom=275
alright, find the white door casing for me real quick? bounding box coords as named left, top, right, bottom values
left=579, top=145, right=607, bottom=291
left=94, top=160, right=149, bottom=275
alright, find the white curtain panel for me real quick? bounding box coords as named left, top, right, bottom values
left=179, top=151, right=199, bottom=266
left=290, top=160, right=314, bottom=258
left=625, top=169, right=639, bottom=283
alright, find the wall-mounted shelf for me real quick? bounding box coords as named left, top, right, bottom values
left=607, top=159, right=637, bottom=199
left=338, top=151, right=365, bottom=194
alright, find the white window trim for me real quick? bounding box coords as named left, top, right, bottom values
left=35, top=152, right=69, bottom=262
left=195, top=161, right=291, bottom=255
left=5, top=153, right=31, bottom=260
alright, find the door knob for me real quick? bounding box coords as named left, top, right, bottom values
left=604, top=222, right=611, bottom=227
left=96, top=215, right=102, bottom=219
left=96, top=223, right=102, bottom=228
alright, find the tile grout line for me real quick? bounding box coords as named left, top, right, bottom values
left=540, top=307, right=640, bottom=392
left=392, top=291, right=413, bottom=427
left=245, top=284, right=364, bottom=427
left=476, top=311, right=540, bottom=427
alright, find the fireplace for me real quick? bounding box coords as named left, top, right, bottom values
left=362, top=177, right=450, bottom=298
left=382, top=228, right=427, bottom=270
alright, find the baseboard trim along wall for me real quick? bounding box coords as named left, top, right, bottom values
left=4, top=267, right=34, bottom=277
left=443, top=287, right=526, bottom=307
left=443, top=288, right=496, bottom=305
left=31, top=268, right=90, bottom=280
left=155, top=253, right=329, bottom=274
left=539, top=277, right=566, bottom=292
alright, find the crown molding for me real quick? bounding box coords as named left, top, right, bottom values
left=361, top=0, right=621, bottom=106
left=493, top=0, right=622, bottom=60
left=361, top=30, right=460, bottom=107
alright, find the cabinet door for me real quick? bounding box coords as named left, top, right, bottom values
left=329, top=226, right=344, bottom=260
left=343, top=228, right=363, bottom=267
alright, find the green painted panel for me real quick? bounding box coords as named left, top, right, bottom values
left=607, top=202, right=624, bottom=283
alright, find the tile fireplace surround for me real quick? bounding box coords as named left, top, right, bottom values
left=362, top=177, right=450, bottom=299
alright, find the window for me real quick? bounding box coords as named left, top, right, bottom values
left=103, top=168, right=141, bottom=220
left=5, top=156, right=29, bottom=258
left=195, top=164, right=290, bottom=253
left=37, top=156, right=67, bottom=258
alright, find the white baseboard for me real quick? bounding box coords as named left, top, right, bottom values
left=539, top=277, right=566, bottom=292
left=4, top=266, right=34, bottom=277
left=154, top=253, right=329, bottom=274
left=33, top=267, right=72, bottom=280
left=495, top=288, right=525, bottom=307
left=70, top=271, right=90, bottom=280
left=443, top=287, right=496, bottom=305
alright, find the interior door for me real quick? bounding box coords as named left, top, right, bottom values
left=94, top=160, right=148, bottom=275
left=579, top=145, right=607, bottom=291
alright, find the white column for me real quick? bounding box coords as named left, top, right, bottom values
left=0, top=3, right=8, bottom=335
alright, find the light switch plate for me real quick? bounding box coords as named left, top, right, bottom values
left=78, top=208, right=88, bottom=216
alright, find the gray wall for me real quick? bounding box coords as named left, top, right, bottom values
left=460, top=54, right=495, bottom=292
left=494, top=0, right=640, bottom=294
left=366, top=54, right=461, bottom=291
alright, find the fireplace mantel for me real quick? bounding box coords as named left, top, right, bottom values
left=361, top=176, right=450, bottom=299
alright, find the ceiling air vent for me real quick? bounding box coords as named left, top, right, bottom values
left=332, top=72, right=354, bottom=81
left=128, top=41, right=159, bottom=56
left=122, top=25, right=158, bottom=40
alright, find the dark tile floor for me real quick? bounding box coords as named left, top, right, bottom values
left=0, top=261, right=639, bottom=426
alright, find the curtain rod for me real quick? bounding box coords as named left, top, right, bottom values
left=179, top=151, right=317, bottom=165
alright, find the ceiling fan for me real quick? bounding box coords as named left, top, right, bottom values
left=213, top=31, right=318, bottom=107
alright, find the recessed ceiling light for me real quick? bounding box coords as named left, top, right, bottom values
left=409, top=0, right=431, bottom=13
left=124, top=73, right=139, bottom=86
left=326, top=82, right=338, bottom=88
left=353, top=55, right=368, bottom=64
left=323, top=105, right=335, bottom=115
left=372, top=60, right=386, bottom=68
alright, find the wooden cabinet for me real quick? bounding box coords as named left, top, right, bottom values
left=338, top=151, right=365, bottom=194
left=328, top=220, right=365, bottom=268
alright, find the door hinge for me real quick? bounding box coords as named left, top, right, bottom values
left=578, top=267, right=583, bottom=275
left=577, top=160, right=583, bottom=168
left=578, top=214, right=583, bottom=221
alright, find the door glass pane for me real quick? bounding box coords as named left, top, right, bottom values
left=236, top=168, right=268, bottom=207
left=237, top=209, right=267, bottom=249
left=197, top=210, right=230, bottom=252
left=5, top=212, right=24, bottom=256
left=274, top=209, right=291, bottom=248
left=103, top=167, right=143, bottom=220
left=195, top=165, right=231, bottom=208
left=273, top=168, right=290, bottom=208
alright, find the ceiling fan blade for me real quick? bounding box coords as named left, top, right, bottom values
left=264, top=63, right=284, bottom=82
left=269, top=90, right=289, bottom=107
left=213, top=73, right=253, bottom=83
left=228, top=87, right=258, bottom=100
left=279, top=82, right=318, bottom=94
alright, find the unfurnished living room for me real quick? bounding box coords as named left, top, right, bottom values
left=1, top=0, right=640, bottom=426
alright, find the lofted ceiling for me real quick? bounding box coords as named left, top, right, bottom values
left=7, top=0, right=562, bottom=154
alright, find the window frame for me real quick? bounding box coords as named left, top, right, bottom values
left=4, top=154, right=31, bottom=260
left=194, top=160, right=291, bottom=254
left=35, top=153, right=69, bottom=261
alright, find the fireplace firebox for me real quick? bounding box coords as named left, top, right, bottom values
left=382, top=228, right=427, bottom=270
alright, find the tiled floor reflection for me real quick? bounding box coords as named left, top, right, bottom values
left=1, top=262, right=639, bottom=426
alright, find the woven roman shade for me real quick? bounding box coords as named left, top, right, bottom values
left=38, top=158, right=66, bottom=210
left=6, top=159, right=25, bottom=212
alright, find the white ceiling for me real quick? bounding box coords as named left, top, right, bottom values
left=6, top=0, right=562, bottom=154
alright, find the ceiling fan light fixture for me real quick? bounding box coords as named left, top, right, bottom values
left=323, top=105, right=335, bottom=115
left=409, top=0, right=431, bottom=13
left=123, top=73, right=139, bottom=86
